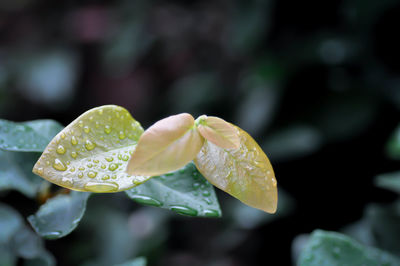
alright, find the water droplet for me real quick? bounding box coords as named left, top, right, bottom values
left=131, top=195, right=162, bottom=207
left=83, top=126, right=90, bottom=133
left=87, top=171, right=97, bottom=178
left=272, top=178, right=277, bottom=187
left=95, top=121, right=100, bottom=128
left=78, top=167, right=85, bottom=171
left=43, top=231, right=62, bottom=239
left=71, top=151, right=77, bottom=158
left=70, top=167, right=76, bottom=172
left=202, top=190, right=210, bottom=197
left=104, top=125, right=111, bottom=134
left=105, top=157, right=113, bottom=162
left=193, top=183, right=200, bottom=189
left=108, top=163, right=118, bottom=171
left=98, top=109, right=103, bottom=115
left=56, top=145, right=66, bottom=154
left=122, top=155, right=129, bottom=161
left=204, top=209, right=220, bottom=217
left=78, top=173, right=83, bottom=178
left=93, top=159, right=99, bottom=163
left=102, top=175, right=110, bottom=180
left=87, top=163, right=93, bottom=168
left=60, top=133, right=66, bottom=139
left=170, top=205, right=198, bottom=216
left=36, top=167, right=44, bottom=175
left=112, top=175, right=117, bottom=179
left=119, top=131, right=126, bottom=139
left=101, top=164, right=106, bottom=169
left=53, top=159, right=67, bottom=171
left=78, top=121, right=84, bottom=127
left=71, top=136, right=78, bottom=145
left=46, top=161, right=50, bottom=165
left=84, top=182, right=119, bottom=192
left=85, top=140, right=96, bottom=150
left=118, top=154, right=122, bottom=160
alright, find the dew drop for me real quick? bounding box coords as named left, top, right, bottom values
left=108, top=163, right=118, bottom=171
left=78, top=121, right=84, bottom=127
left=98, top=109, right=103, bottom=115
left=71, top=136, right=78, bottom=145
left=122, top=155, right=129, bottom=161
left=112, top=175, right=117, bottom=179
left=102, top=175, right=110, bottom=180
left=118, top=154, right=122, bottom=160
left=101, top=164, right=106, bottom=169
left=56, top=145, right=66, bottom=154
left=83, top=126, right=90, bottom=133
left=71, top=151, right=77, bottom=158
left=95, top=121, right=100, bottom=128
left=43, top=231, right=62, bottom=239
left=104, top=125, right=111, bottom=134
left=87, top=171, right=97, bottom=178
left=105, top=157, right=113, bottom=162
left=202, top=190, right=210, bottom=197
left=78, top=173, right=83, bottom=178
left=36, top=167, right=44, bottom=175
left=131, top=195, right=162, bottom=207
left=85, top=140, right=96, bottom=150
left=78, top=167, right=85, bottom=171
left=170, top=205, right=198, bottom=216
left=119, top=131, right=126, bottom=139
left=204, top=209, right=220, bottom=217
left=60, top=133, right=66, bottom=139
left=272, top=178, right=277, bottom=187
left=53, top=159, right=67, bottom=171
left=84, top=182, right=119, bottom=192
left=87, top=163, right=93, bottom=168
left=93, top=159, right=99, bottom=163
left=70, top=167, right=76, bottom=172
left=193, top=183, right=200, bottom=189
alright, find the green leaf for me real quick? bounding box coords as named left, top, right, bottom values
left=0, top=203, right=55, bottom=266
left=0, top=119, right=63, bottom=152
left=0, top=204, right=23, bottom=244
left=375, top=171, right=400, bottom=194
left=114, top=257, right=147, bottom=266
left=0, top=150, right=43, bottom=198
left=299, top=230, right=400, bottom=266
left=32, top=105, right=150, bottom=193
left=126, top=162, right=222, bottom=217
left=386, top=124, right=400, bottom=160
left=28, top=191, right=90, bottom=239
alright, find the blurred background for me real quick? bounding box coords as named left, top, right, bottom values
left=1, top=0, right=400, bottom=265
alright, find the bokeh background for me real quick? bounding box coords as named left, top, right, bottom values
left=1, top=0, right=400, bottom=265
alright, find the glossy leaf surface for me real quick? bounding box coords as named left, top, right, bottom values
left=127, top=113, right=204, bottom=176
left=375, top=171, right=400, bottom=194
left=196, top=115, right=240, bottom=149
left=0, top=119, right=63, bottom=152
left=299, top=230, right=400, bottom=266
left=28, top=191, right=90, bottom=239
left=0, top=150, right=43, bottom=197
left=195, top=126, right=277, bottom=213
left=33, top=105, right=149, bottom=192
left=126, top=162, right=221, bottom=217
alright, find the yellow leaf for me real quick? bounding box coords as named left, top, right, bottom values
left=196, top=115, right=240, bottom=149
left=127, top=113, right=204, bottom=176
left=32, top=105, right=150, bottom=193
left=194, top=126, right=278, bottom=213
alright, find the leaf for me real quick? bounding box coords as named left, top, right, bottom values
left=127, top=113, right=204, bottom=176
left=126, top=162, right=221, bottom=217
left=196, top=115, right=240, bottom=149
left=0, top=203, right=55, bottom=266
left=386, top=124, right=400, bottom=160
left=298, top=230, right=400, bottom=266
left=33, top=105, right=149, bottom=193
left=0, top=119, right=63, bottom=152
left=28, top=191, right=90, bottom=239
left=194, top=126, right=277, bottom=213
left=113, top=257, right=147, bottom=266
left=375, top=171, right=400, bottom=194
left=0, top=150, right=43, bottom=198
